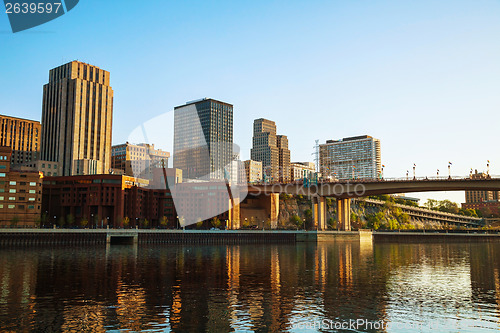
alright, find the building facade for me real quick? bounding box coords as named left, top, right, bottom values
left=0, top=115, right=41, bottom=166
left=319, top=135, right=381, bottom=180
left=0, top=146, right=43, bottom=227
left=244, top=160, right=263, bottom=183
left=462, top=170, right=500, bottom=216
left=111, top=142, right=170, bottom=180
left=251, top=118, right=290, bottom=183
left=42, top=174, right=176, bottom=228
left=276, top=135, right=291, bottom=182
left=290, top=162, right=315, bottom=181
left=41, top=61, right=113, bottom=176
left=173, top=98, right=233, bottom=180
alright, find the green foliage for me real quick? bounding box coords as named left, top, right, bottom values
left=326, top=198, right=332, bottom=207
left=142, top=219, right=150, bottom=228
left=327, top=217, right=336, bottom=229
left=80, top=217, right=89, bottom=228
left=57, top=215, right=65, bottom=228
left=122, top=216, right=130, bottom=228
left=196, top=220, right=204, bottom=229
left=211, top=217, right=221, bottom=229
left=160, top=216, right=168, bottom=228
left=388, top=218, right=399, bottom=230
left=10, top=216, right=20, bottom=227
left=289, top=215, right=303, bottom=229
left=242, top=218, right=250, bottom=228
left=66, top=214, right=75, bottom=227
left=280, top=193, right=291, bottom=200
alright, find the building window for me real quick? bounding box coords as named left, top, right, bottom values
left=9, top=181, right=16, bottom=185
left=8, top=205, right=14, bottom=209
left=29, top=190, right=35, bottom=194
left=9, top=197, right=15, bottom=200
left=0, top=173, right=5, bottom=177
left=28, top=205, right=34, bottom=209
left=29, top=182, right=36, bottom=186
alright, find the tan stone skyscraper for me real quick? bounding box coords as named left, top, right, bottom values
left=41, top=61, right=113, bottom=176
left=250, top=118, right=290, bottom=182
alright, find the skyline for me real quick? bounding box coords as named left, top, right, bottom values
left=1, top=0, right=500, bottom=204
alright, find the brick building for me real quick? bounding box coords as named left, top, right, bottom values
left=42, top=174, right=176, bottom=228
left=0, top=146, right=43, bottom=227
left=0, top=114, right=41, bottom=166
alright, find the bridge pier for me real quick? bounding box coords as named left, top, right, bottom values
left=337, top=198, right=351, bottom=231
left=312, top=196, right=326, bottom=230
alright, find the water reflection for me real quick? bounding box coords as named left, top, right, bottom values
left=0, top=241, right=499, bottom=332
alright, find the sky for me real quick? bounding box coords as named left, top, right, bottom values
left=1, top=0, right=499, bottom=204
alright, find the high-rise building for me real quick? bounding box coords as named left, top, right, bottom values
left=319, top=135, right=381, bottom=180
left=462, top=170, right=500, bottom=216
left=0, top=146, right=43, bottom=227
left=41, top=61, right=113, bottom=176
left=277, top=135, right=290, bottom=182
left=244, top=160, right=263, bottom=183
left=250, top=118, right=290, bottom=182
left=0, top=115, right=41, bottom=166
left=111, top=142, right=170, bottom=180
left=173, top=98, right=233, bottom=180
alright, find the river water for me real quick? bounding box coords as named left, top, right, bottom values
left=0, top=240, right=499, bottom=332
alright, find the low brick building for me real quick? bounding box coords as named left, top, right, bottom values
left=42, top=174, right=176, bottom=228
left=0, top=146, right=43, bottom=227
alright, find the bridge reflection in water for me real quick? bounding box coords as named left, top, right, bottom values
left=0, top=242, right=499, bottom=331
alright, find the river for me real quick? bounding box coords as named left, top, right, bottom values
left=0, top=240, right=499, bottom=332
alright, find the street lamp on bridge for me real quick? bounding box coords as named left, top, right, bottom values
left=413, top=164, right=416, bottom=180
left=437, top=169, right=439, bottom=178
left=448, top=162, right=452, bottom=179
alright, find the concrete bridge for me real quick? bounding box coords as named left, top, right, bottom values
left=246, top=177, right=500, bottom=230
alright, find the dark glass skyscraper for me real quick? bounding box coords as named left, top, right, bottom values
left=173, top=98, right=233, bottom=180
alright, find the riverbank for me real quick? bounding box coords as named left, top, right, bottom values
left=1, top=229, right=499, bottom=246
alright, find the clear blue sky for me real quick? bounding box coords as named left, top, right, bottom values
left=1, top=0, right=499, bottom=204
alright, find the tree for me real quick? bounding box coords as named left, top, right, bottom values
left=304, top=209, right=313, bottom=229
left=327, top=217, right=336, bottom=230
left=58, top=215, right=66, bottom=228
left=160, top=216, right=168, bottom=228
left=66, top=214, right=75, bottom=227
left=437, top=200, right=459, bottom=214
left=10, top=216, right=20, bottom=228
left=141, top=219, right=150, bottom=228
left=196, top=220, right=204, bottom=229
left=242, top=218, right=250, bottom=229
left=80, top=217, right=89, bottom=228
left=211, top=217, right=221, bottom=229
left=122, top=216, right=130, bottom=228
left=424, top=199, right=439, bottom=210
left=289, top=215, right=303, bottom=230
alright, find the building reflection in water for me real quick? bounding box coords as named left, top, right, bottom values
left=0, top=241, right=500, bottom=331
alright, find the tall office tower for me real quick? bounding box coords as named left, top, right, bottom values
left=462, top=170, right=500, bottom=215
left=40, top=61, right=113, bottom=176
left=465, top=171, right=499, bottom=203
left=276, top=135, right=290, bottom=182
left=319, top=135, right=381, bottom=180
left=0, top=115, right=41, bottom=166
left=173, top=98, right=233, bottom=180
left=250, top=118, right=292, bottom=182
left=111, top=142, right=170, bottom=179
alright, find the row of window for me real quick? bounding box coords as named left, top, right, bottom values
left=0, top=204, right=36, bottom=209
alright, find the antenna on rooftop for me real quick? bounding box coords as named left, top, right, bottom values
left=312, top=139, right=319, bottom=173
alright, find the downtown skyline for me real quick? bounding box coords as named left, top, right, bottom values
left=1, top=0, right=500, bottom=204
